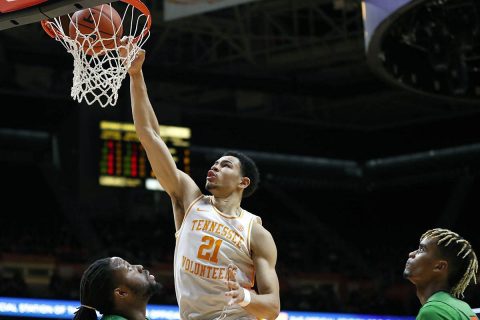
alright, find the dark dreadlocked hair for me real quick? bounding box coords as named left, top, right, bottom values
left=73, top=258, right=117, bottom=320
left=421, top=228, right=478, bottom=298
left=222, top=151, right=260, bottom=198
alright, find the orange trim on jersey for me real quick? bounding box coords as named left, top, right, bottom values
left=246, top=216, right=255, bottom=254
left=247, top=216, right=258, bottom=288
left=185, top=195, right=205, bottom=220
left=247, top=215, right=262, bottom=254
left=250, top=269, right=255, bottom=288
left=209, top=197, right=244, bottom=219
left=175, top=194, right=204, bottom=239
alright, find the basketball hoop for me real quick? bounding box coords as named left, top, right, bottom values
left=41, top=0, right=151, bottom=108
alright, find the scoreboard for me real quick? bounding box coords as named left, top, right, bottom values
left=98, top=121, right=191, bottom=190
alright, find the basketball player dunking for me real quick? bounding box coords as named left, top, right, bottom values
left=126, top=48, right=280, bottom=320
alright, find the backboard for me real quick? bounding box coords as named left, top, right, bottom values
left=0, top=0, right=116, bottom=30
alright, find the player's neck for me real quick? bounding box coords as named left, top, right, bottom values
left=116, top=302, right=148, bottom=320
left=211, top=194, right=242, bottom=217
left=416, top=283, right=449, bottom=305
left=118, top=309, right=146, bottom=320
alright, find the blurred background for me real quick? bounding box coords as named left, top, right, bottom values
left=1, top=0, right=480, bottom=318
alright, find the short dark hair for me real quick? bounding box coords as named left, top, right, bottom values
left=222, top=151, right=260, bottom=198
left=73, top=258, right=117, bottom=320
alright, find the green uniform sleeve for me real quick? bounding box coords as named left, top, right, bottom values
left=417, top=305, right=451, bottom=320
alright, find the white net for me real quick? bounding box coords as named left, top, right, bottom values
left=42, top=3, right=150, bottom=107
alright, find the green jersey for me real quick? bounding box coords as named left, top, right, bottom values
left=417, top=291, right=478, bottom=320
left=101, top=316, right=149, bottom=320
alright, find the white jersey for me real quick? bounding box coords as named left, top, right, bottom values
left=174, top=195, right=261, bottom=320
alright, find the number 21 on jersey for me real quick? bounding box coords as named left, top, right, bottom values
left=197, top=235, right=222, bottom=263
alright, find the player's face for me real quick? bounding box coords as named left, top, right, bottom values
left=403, top=237, right=443, bottom=285
left=110, top=257, right=160, bottom=298
left=205, top=156, right=244, bottom=195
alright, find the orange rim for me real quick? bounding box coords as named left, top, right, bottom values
left=41, top=0, right=151, bottom=44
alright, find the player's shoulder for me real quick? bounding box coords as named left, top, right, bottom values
left=418, top=300, right=469, bottom=320
left=251, top=218, right=274, bottom=245
left=250, top=221, right=277, bottom=261
left=189, top=194, right=210, bottom=206
left=101, top=315, right=128, bottom=320
left=245, top=210, right=264, bottom=231
left=417, top=304, right=449, bottom=320
left=241, top=209, right=262, bottom=225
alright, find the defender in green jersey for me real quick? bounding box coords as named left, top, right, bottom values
left=73, top=257, right=161, bottom=320
left=404, top=228, right=479, bottom=320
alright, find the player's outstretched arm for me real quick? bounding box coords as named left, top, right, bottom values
left=226, top=222, right=280, bottom=319
left=128, top=50, right=202, bottom=228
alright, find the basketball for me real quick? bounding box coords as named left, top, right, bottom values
left=69, top=5, right=123, bottom=56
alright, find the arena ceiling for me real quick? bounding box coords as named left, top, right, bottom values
left=1, top=0, right=479, bottom=161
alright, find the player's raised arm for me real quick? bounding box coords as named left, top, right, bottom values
left=127, top=49, right=202, bottom=228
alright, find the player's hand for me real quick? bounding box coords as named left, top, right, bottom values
left=225, top=264, right=246, bottom=306
left=128, top=49, right=145, bottom=76
left=118, top=36, right=145, bottom=76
